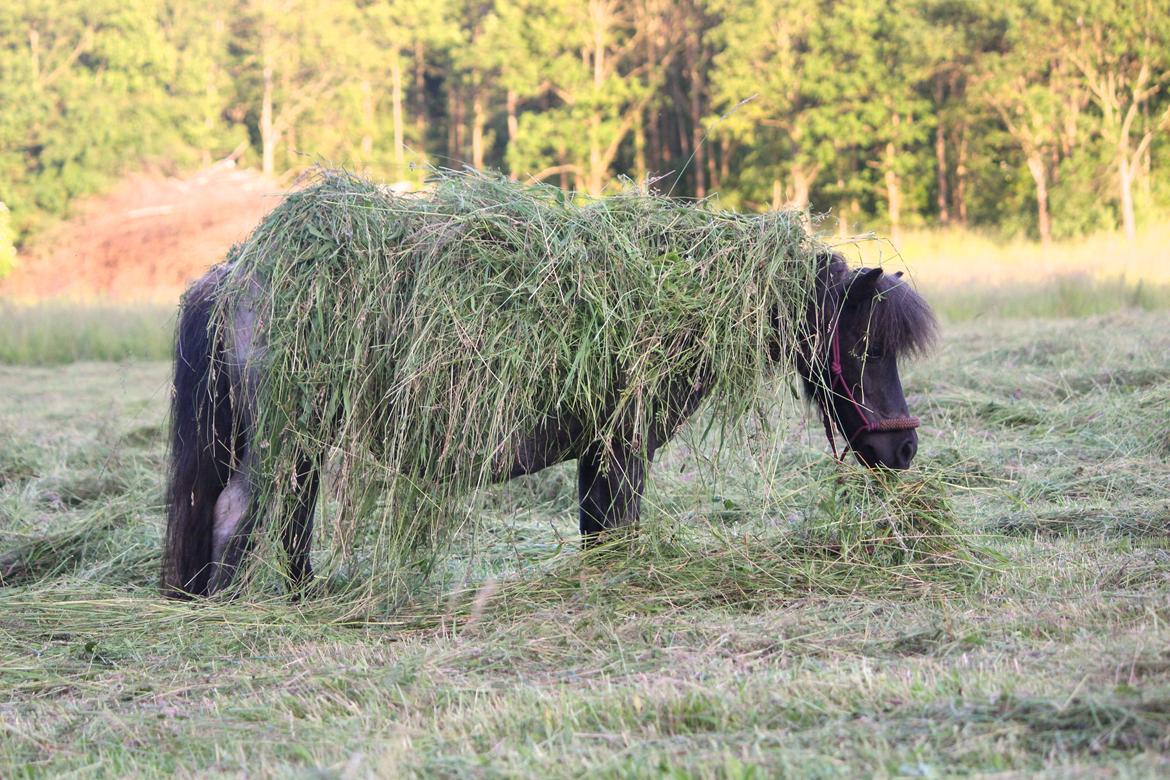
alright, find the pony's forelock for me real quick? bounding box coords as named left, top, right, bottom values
left=818, top=253, right=938, bottom=359
left=865, top=273, right=938, bottom=358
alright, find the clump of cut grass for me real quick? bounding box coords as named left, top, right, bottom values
left=802, top=467, right=983, bottom=569
left=212, top=168, right=822, bottom=605
left=0, top=500, right=143, bottom=586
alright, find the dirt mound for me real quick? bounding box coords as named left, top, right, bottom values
left=1, top=162, right=279, bottom=302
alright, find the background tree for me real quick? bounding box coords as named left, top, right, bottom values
left=706, top=0, right=822, bottom=211
left=1, top=0, right=1168, bottom=251
left=1064, top=0, right=1170, bottom=240
left=804, top=0, right=935, bottom=245
left=975, top=1, right=1084, bottom=246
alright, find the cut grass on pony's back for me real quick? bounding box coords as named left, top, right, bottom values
left=212, top=169, right=823, bottom=602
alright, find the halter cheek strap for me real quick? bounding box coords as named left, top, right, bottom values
left=820, top=327, right=919, bottom=461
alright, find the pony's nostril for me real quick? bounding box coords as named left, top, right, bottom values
left=899, top=439, right=917, bottom=466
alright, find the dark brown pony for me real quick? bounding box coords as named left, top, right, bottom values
left=162, top=252, right=936, bottom=598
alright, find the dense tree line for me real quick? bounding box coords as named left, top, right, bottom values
left=1, top=0, right=1167, bottom=250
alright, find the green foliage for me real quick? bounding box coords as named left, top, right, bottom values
left=0, top=0, right=228, bottom=239
left=0, top=0, right=1167, bottom=249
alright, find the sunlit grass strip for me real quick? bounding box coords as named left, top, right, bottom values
left=0, top=302, right=173, bottom=364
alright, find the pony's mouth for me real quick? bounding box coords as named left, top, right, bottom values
left=852, top=429, right=918, bottom=470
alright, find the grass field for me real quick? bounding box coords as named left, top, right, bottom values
left=1, top=295, right=1168, bottom=776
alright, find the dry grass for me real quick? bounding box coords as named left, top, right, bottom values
left=838, top=223, right=1170, bottom=319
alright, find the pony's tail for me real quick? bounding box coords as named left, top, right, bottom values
left=162, top=270, right=233, bottom=599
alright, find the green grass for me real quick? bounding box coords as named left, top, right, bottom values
left=1, top=310, right=1169, bottom=777
left=0, top=302, right=173, bottom=364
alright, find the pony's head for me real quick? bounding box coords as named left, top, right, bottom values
left=799, top=253, right=937, bottom=469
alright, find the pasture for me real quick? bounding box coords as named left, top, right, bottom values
left=2, top=290, right=1169, bottom=776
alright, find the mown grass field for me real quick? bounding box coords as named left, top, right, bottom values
left=2, top=216, right=1170, bottom=776
left=2, top=280, right=1169, bottom=776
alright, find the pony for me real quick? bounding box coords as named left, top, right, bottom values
left=161, top=212, right=935, bottom=599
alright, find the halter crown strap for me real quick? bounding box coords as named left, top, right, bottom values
left=821, top=327, right=919, bottom=461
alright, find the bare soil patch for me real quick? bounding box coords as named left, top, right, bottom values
left=1, top=162, right=278, bottom=302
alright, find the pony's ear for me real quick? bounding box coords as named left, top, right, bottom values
left=846, top=267, right=883, bottom=299
left=815, top=251, right=849, bottom=293
left=817, top=251, right=844, bottom=271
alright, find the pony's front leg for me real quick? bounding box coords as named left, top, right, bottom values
left=281, top=454, right=319, bottom=595
left=576, top=442, right=651, bottom=547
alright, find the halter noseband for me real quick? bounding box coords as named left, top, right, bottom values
left=819, top=325, right=919, bottom=461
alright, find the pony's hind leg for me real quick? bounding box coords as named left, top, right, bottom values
left=207, top=452, right=258, bottom=595
left=281, top=454, right=320, bottom=595
left=207, top=449, right=320, bottom=597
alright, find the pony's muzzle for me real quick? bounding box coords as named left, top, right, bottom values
left=853, top=428, right=918, bottom=470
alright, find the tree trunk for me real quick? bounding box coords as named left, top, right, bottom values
left=955, top=125, right=969, bottom=225
left=633, top=109, right=646, bottom=181
left=506, top=89, right=519, bottom=142
left=447, top=84, right=459, bottom=161
left=934, top=79, right=950, bottom=224
left=587, top=2, right=607, bottom=195
left=706, top=139, right=718, bottom=192
left=1139, top=104, right=1152, bottom=198
left=883, top=140, right=902, bottom=247
left=202, top=15, right=225, bottom=166
left=1025, top=152, right=1052, bottom=247
left=260, top=60, right=276, bottom=177
left=391, top=54, right=405, bottom=170
left=506, top=89, right=519, bottom=180
left=558, top=139, right=570, bottom=190
left=718, top=138, right=732, bottom=188
left=588, top=112, right=604, bottom=195
left=788, top=164, right=816, bottom=211
left=935, top=124, right=949, bottom=224
left=1119, top=152, right=1136, bottom=242
left=360, top=79, right=374, bottom=157
left=645, top=109, right=660, bottom=175
left=686, top=26, right=705, bottom=198
left=413, top=40, right=427, bottom=163
left=638, top=0, right=664, bottom=175
left=471, top=83, right=486, bottom=170
left=771, top=179, right=782, bottom=211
